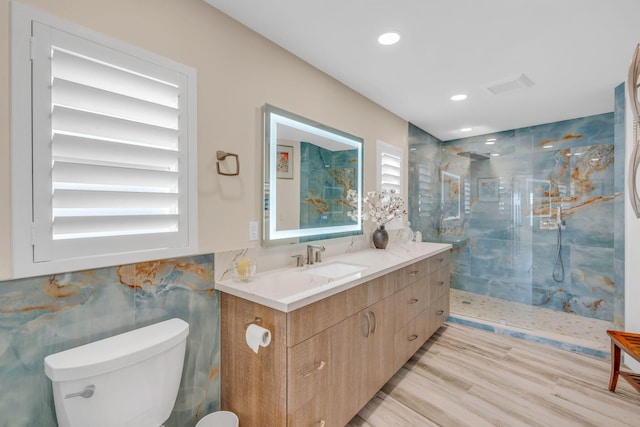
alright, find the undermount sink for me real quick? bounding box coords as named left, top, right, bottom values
left=302, top=262, right=367, bottom=279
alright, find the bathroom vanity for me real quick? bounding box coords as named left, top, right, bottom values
left=217, top=243, right=451, bottom=427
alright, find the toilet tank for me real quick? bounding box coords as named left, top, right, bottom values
left=44, top=318, right=189, bottom=427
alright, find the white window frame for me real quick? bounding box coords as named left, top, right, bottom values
left=10, top=2, right=198, bottom=278
left=376, top=140, right=404, bottom=229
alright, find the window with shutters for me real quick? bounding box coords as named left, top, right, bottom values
left=377, top=140, right=403, bottom=194
left=10, top=3, right=198, bottom=278
left=376, top=140, right=404, bottom=228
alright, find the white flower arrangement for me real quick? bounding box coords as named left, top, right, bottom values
left=347, top=188, right=407, bottom=227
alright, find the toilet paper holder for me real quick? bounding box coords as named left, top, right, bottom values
left=245, top=317, right=263, bottom=329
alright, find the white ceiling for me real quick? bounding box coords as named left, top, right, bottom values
left=204, top=0, right=640, bottom=141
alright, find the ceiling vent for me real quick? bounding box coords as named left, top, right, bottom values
left=484, top=73, right=534, bottom=95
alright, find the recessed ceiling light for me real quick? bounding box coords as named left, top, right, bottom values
left=491, top=153, right=500, bottom=157
left=460, top=127, right=472, bottom=132
left=543, top=145, right=553, bottom=149
left=485, top=141, right=495, bottom=145
left=378, top=32, right=401, bottom=45
left=450, top=94, right=467, bottom=101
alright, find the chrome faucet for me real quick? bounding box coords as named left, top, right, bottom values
left=306, top=244, right=325, bottom=265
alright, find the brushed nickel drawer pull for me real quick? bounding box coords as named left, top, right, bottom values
left=408, top=334, right=419, bottom=342
left=436, top=309, right=445, bottom=316
left=370, top=310, right=377, bottom=334
left=365, top=311, right=371, bottom=338
left=438, top=258, right=444, bottom=262
left=408, top=298, right=419, bottom=305
left=408, top=270, right=419, bottom=276
left=438, top=281, right=445, bottom=286
left=302, top=361, right=326, bottom=377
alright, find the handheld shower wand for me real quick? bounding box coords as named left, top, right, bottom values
left=552, top=206, right=565, bottom=282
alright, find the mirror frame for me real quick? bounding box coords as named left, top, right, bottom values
left=263, top=104, right=363, bottom=246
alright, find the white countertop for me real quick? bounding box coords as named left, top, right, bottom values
left=215, top=242, right=452, bottom=312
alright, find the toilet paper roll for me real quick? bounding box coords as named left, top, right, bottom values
left=245, top=324, right=271, bottom=353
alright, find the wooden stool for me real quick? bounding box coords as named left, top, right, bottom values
left=607, top=330, right=640, bottom=393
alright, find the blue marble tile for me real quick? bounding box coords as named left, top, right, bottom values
left=408, top=123, right=442, bottom=239
left=411, top=111, right=621, bottom=326
left=487, top=279, right=533, bottom=305
left=519, top=114, right=614, bottom=150
left=561, top=196, right=615, bottom=248
left=0, top=254, right=219, bottom=427
left=450, top=273, right=490, bottom=295
left=299, top=142, right=358, bottom=229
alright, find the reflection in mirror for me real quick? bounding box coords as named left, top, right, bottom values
left=263, top=104, right=363, bottom=246
left=441, top=171, right=460, bottom=220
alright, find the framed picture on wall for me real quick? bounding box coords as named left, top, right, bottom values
left=478, top=177, right=499, bottom=201
left=277, top=145, right=293, bottom=179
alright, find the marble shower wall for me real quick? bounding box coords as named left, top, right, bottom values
left=408, top=123, right=442, bottom=242
left=300, top=142, right=359, bottom=230
left=409, top=112, right=623, bottom=324
left=0, top=254, right=219, bottom=427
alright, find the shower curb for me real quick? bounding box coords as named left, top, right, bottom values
left=447, top=315, right=610, bottom=360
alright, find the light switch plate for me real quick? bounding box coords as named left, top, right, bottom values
left=249, top=221, right=259, bottom=241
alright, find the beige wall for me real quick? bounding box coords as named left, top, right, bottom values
left=0, top=0, right=408, bottom=279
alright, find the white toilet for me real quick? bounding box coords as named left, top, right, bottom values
left=44, top=318, right=189, bottom=427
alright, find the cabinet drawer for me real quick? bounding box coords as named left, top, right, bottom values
left=428, top=293, right=450, bottom=337
left=287, top=330, right=331, bottom=412
left=287, top=291, right=349, bottom=347
left=395, top=259, right=428, bottom=291
left=288, top=397, right=331, bottom=427
left=428, top=268, right=450, bottom=303
left=346, top=272, right=396, bottom=314
left=394, top=279, right=429, bottom=330
left=394, top=310, right=430, bottom=372
left=427, top=251, right=449, bottom=274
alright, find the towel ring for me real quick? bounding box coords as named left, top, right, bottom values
left=216, top=151, right=240, bottom=176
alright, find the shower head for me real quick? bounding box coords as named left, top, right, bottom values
left=457, top=151, right=491, bottom=161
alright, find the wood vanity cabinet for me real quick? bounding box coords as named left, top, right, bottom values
left=221, top=250, right=450, bottom=427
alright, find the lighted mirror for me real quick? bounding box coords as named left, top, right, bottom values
left=441, top=171, right=460, bottom=220
left=263, top=104, right=363, bottom=246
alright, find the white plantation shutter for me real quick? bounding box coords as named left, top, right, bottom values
left=376, top=140, right=404, bottom=229
left=377, top=140, right=403, bottom=194
left=11, top=4, right=197, bottom=277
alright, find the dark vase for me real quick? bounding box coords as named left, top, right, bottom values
left=372, top=225, right=389, bottom=249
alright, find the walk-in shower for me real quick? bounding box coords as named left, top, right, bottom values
left=408, top=110, right=623, bottom=354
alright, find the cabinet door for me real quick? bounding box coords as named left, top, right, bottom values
left=329, top=311, right=368, bottom=425
left=366, top=296, right=396, bottom=395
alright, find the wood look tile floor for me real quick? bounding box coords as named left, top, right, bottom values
left=347, top=323, right=640, bottom=427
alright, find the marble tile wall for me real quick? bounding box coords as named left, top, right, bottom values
left=0, top=254, right=219, bottom=427
left=408, top=123, right=442, bottom=242
left=299, top=142, right=359, bottom=230
left=409, top=110, right=623, bottom=325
